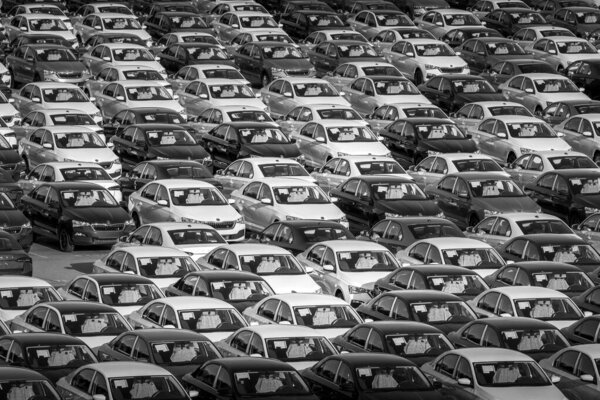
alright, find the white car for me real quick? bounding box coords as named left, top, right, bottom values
left=198, top=243, right=322, bottom=294
left=297, top=240, right=401, bottom=306
left=322, top=61, right=404, bottom=91
left=127, top=179, right=245, bottom=242
left=81, top=43, right=166, bottom=77
left=299, top=29, right=368, bottom=52
left=214, top=157, right=313, bottom=197
left=84, top=64, right=171, bottom=99
left=365, top=102, right=448, bottom=133
left=73, top=12, right=152, bottom=45
left=416, top=9, right=483, bottom=39
left=167, top=64, right=250, bottom=93
left=451, top=101, right=533, bottom=132
left=512, top=25, right=574, bottom=48
left=278, top=104, right=366, bottom=137
left=396, top=237, right=507, bottom=277
left=126, top=296, right=248, bottom=341
left=0, top=276, right=62, bottom=321
left=554, top=114, right=600, bottom=163
left=211, top=11, right=284, bottom=43
left=0, top=92, right=21, bottom=127
left=189, top=106, right=273, bottom=138
left=92, top=246, right=201, bottom=289
left=4, top=14, right=76, bottom=44
left=243, top=293, right=363, bottom=338
left=527, top=36, right=600, bottom=72
left=216, top=325, right=337, bottom=369
left=14, top=108, right=104, bottom=143
left=468, top=286, right=586, bottom=328
left=230, top=178, right=347, bottom=232
left=112, top=222, right=227, bottom=259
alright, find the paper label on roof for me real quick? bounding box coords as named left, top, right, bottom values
left=0, top=291, right=12, bottom=298
left=182, top=312, right=194, bottom=320
left=36, top=349, right=50, bottom=358
left=114, top=379, right=128, bottom=388
left=297, top=308, right=310, bottom=316
left=534, top=274, right=546, bottom=282
left=103, top=287, right=115, bottom=295
left=541, top=246, right=553, bottom=253
left=273, top=341, right=287, bottom=349
left=64, top=314, right=77, bottom=322
left=518, top=301, right=530, bottom=309
left=481, top=365, right=495, bottom=374
left=414, top=304, right=427, bottom=312
left=358, top=368, right=372, bottom=377
left=503, top=331, right=518, bottom=339
left=392, top=337, right=406, bottom=346
left=154, top=344, right=169, bottom=352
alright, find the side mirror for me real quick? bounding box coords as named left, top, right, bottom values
left=115, top=95, right=125, bottom=101
left=548, top=49, right=557, bottom=54
left=8, top=98, right=14, bottom=103
left=102, top=56, right=111, bottom=61
left=551, top=375, right=561, bottom=383
left=260, top=198, right=272, bottom=204
left=323, top=264, right=335, bottom=272
left=499, top=313, right=512, bottom=317
left=497, top=132, right=507, bottom=138
left=435, top=21, right=443, bottom=26
left=157, top=199, right=168, bottom=206
left=283, top=92, right=293, bottom=98
left=583, top=131, right=593, bottom=137
left=89, top=96, right=96, bottom=102
left=94, top=25, right=102, bottom=30
left=315, top=136, right=325, bottom=143
left=580, top=374, right=594, bottom=383
left=228, top=198, right=236, bottom=204
left=199, top=93, right=209, bottom=99
left=32, top=97, right=41, bottom=103
left=457, top=378, right=472, bottom=387
left=189, top=390, right=200, bottom=398
left=584, top=311, right=593, bottom=317
left=42, top=143, right=53, bottom=149
left=305, top=266, right=314, bottom=273
left=232, top=24, right=239, bottom=28
left=406, top=52, right=414, bottom=57
left=92, top=395, right=106, bottom=400
left=250, top=353, right=263, bottom=358
left=19, top=26, right=27, bottom=31
left=525, top=88, right=534, bottom=94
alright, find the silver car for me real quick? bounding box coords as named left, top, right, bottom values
left=554, top=114, right=600, bottom=163
left=278, top=104, right=366, bottom=137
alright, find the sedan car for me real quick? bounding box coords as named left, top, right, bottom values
left=481, top=8, right=548, bottom=37
left=307, top=40, right=384, bottom=77
left=539, top=344, right=600, bottom=397
left=561, top=315, right=600, bottom=343
left=565, top=59, right=600, bottom=100
left=346, top=10, right=414, bottom=40
left=554, top=114, right=600, bottom=163
left=365, top=102, right=448, bottom=133
left=0, top=191, right=31, bottom=251
left=551, top=6, right=600, bottom=37
left=416, top=9, right=483, bottom=39
left=73, top=12, right=151, bottom=45
left=14, top=108, right=104, bottom=144
left=512, top=25, right=575, bottom=48
left=157, top=43, right=235, bottom=76
left=0, top=367, right=61, bottom=400
left=542, top=100, right=600, bottom=127
left=0, top=275, right=62, bottom=321
left=322, top=61, right=403, bottom=92
left=211, top=11, right=284, bottom=43
left=572, top=285, right=600, bottom=313
left=80, top=43, right=166, bottom=77
left=480, top=59, right=556, bottom=91
left=527, top=36, right=600, bottom=72
left=440, top=26, right=502, bottom=48
left=84, top=65, right=170, bottom=100
left=573, top=212, right=600, bottom=252
left=4, top=14, right=76, bottom=44
left=457, top=37, right=532, bottom=75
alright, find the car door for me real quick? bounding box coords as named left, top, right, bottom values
left=24, top=185, right=50, bottom=236
left=306, top=359, right=342, bottom=398
left=295, top=122, right=319, bottom=168
left=528, top=173, right=557, bottom=214
left=472, top=119, right=497, bottom=159
left=334, top=179, right=360, bottom=226
left=235, top=182, right=263, bottom=230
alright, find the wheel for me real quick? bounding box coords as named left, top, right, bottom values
left=594, top=152, right=600, bottom=166
left=58, top=228, right=74, bottom=252
left=132, top=213, right=141, bottom=228
left=534, top=107, right=543, bottom=117
left=507, top=152, right=516, bottom=164
left=414, top=69, right=423, bottom=85
left=468, top=214, right=479, bottom=227
left=261, top=73, right=270, bottom=88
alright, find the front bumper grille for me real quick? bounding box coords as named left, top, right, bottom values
left=0, top=226, right=21, bottom=234
left=201, top=220, right=235, bottom=229
left=91, top=223, right=125, bottom=231
left=57, top=71, right=83, bottom=79
left=439, top=67, right=463, bottom=73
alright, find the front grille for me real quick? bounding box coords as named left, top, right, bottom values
left=92, top=223, right=125, bottom=231
left=2, top=116, right=13, bottom=123
left=98, top=162, right=112, bottom=169
left=440, top=67, right=463, bottom=73
left=0, top=226, right=21, bottom=234
left=201, top=220, right=235, bottom=229
left=57, top=71, right=83, bottom=79
left=287, top=70, right=310, bottom=76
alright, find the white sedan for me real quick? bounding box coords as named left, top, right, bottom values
left=278, top=104, right=366, bottom=137
left=365, top=102, right=448, bottom=133
left=322, top=61, right=404, bottom=91
left=526, top=36, right=600, bottom=72
left=451, top=101, right=533, bottom=132
left=0, top=276, right=62, bottom=321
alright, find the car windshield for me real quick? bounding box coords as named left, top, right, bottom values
left=362, top=66, right=402, bottom=76
left=233, top=370, right=310, bottom=395
left=181, top=35, right=219, bottom=45
left=50, top=113, right=96, bottom=125
left=136, top=256, right=198, bottom=278
left=416, top=124, right=465, bottom=139
left=336, top=250, right=398, bottom=271
left=516, top=219, right=572, bottom=234
left=0, top=380, right=61, bottom=400
left=356, top=161, right=406, bottom=175
left=151, top=340, right=220, bottom=365
left=170, top=16, right=208, bottom=29
left=168, top=229, right=226, bottom=245
left=307, top=14, right=344, bottom=27
left=189, top=47, right=229, bottom=60
left=26, top=344, right=95, bottom=369
left=444, top=13, right=481, bottom=25
left=273, top=185, right=330, bottom=204
left=337, top=44, right=379, bottom=57
left=453, top=79, right=495, bottom=93
left=453, top=159, right=504, bottom=172
left=60, top=167, right=111, bottom=181
left=105, top=36, right=146, bottom=45
left=54, top=131, right=105, bottom=149
left=262, top=45, right=304, bottom=59
left=507, top=122, right=556, bottom=137
left=258, top=163, right=309, bottom=177
left=575, top=11, right=600, bottom=23
left=61, top=189, right=119, bottom=207
left=387, top=333, right=453, bottom=357
left=570, top=176, right=600, bottom=195
left=112, top=48, right=155, bottom=61
left=210, top=280, right=273, bottom=301
left=292, top=305, right=361, bottom=328
left=530, top=271, right=591, bottom=291
left=42, top=88, right=88, bottom=103
left=161, top=165, right=213, bottom=179
left=557, top=40, right=597, bottom=54
left=442, top=248, right=505, bottom=268
left=0, top=193, right=14, bottom=210
left=35, top=48, right=76, bottom=61
left=123, top=70, right=164, bottom=80
left=127, top=86, right=172, bottom=101
left=549, top=156, right=597, bottom=169
left=409, top=223, right=464, bottom=239
left=509, top=11, right=545, bottom=23
left=468, top=179, right=524, bottom=197
left=178, top=308, right=246, bottom=331
left=410, top=300, right=477, bottom=323
left=474, top=361, right=550, bottom=386
left=239, top=15, right=278, bottom=28
left=315, top=108, right=361, bottom=120
left=255, top=34, right=293, bottom=42
left=327, top=126, right=377, bottom=142
left=140, top=112, right=185, bottom=124
left=109, top=375, right=186, bottom=399
left=514, top=298, right=583, bottom=320
left=488, top=106, right=532, bottom=116
left=239, top=254, right=306, bottom=275
left=98, top=5, right=132, bottom=13
left=61, top=312, right=130, bottom=336
left=534, top=79, right=579, bottom=93
left=239, top=127, right=290, bottom=144
left=501, top=328, right=568, bottom=352
left=209, top=84, right=255, bottom=99
left=375, top=13, right=412, bottom=26
left=294, top=83, right=338, bottom=97
left=170, top=187, right=227, bottom=206
left=145, top=129, right=195, bottom=146
left=227, top=111, right=272, bottom=122
left=486, top=42, right=526, bottom=55
left=102, top=17, right=141, bottom=29
left=374, top=79, right=420, bottom=95
left=303, top=227, right=353, bottom=242
left=0, top=287, right=61, bottom=309
left=29, top=7, right=65, bottom=15
left=403, top=108, right=448, bottom=118
left=99, top=283, right=163, bottom=306
left=575, top=104, right=600, bottom=113
left=539, top=243, right=600, bottom=264
left=357, top=365, right=431, bottom=391
left=29, top=18, right=67, bottom=31
left=414, top=43, right=455, bottom=56
left=427, top=274, right=488, bottom=296
left=203, top=69, right=246, bottom=80
left=265, top=337, right=335, bottom=361
left=372, top=182, right=427, bottom=200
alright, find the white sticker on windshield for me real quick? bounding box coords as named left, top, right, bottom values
left=181, top=312, right=194, bottom=320
left=504, top=331, right=518, bottom=339
left=481, top=365, right=495, bottom=374
left=114, top=380, right=128, bottom=388
left=103, top=287, right=115, bottom=295
left=518, top=301, right=530, bottom=309
left=64, top=314, right=77, bottom=322
left=297, top=308, right=311, bottom=316
left=541, top=246, right=554, bottom=253
left=392, top=337, right=406, bottom=346
left=0, top=291, right=12, bottom=298
left=414, top=304, right=427, bottom=312
left=358, top=368, right=372, bottom=377
left=274, top=341, right=287, bottom=349
left=154, top=344, right=169, bottom=352
left=534, top=274, right=546, bottom=282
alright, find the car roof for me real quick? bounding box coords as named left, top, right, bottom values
left=17, top=13, right=64, bottom=20
left=253, top=177, right=317, bottom=187
left=91, top=12, right=137, bottom=18
left=211, top=357, right=296, bottom=370
left=114, top=80, right=169, bottom=88
left=486, top=286, right=569, bottom=299
left=272, top=220, right=349, bottom=228
left=484, top=212, right=561, bottom=221
left=215, top=243, right=292, bottom=255
left=551, top=169, right=600, bottom=178
left=485, top=115, right=541, bottom=123
left=36, top=182, right=109, bottom=190
left=351, top=175, right=416, bottom=184
left=236, top=157, right=301, bottom=166
left=243, top=325, right=328, bottom=338
left=262, top=293, right=351, bottom=306
left=337, top=155, right=398, bottom=162
left=0, top=366, right=51, bottom=381
left=38, top=126, right=98, bottom=134
left=24, top=82, right=82, bottom=89
left=362, top=320, right=445, bottom=334
left=318, top=239, right=389, bottom=251
left=448, top=347, right=535, bottom=362
left=7, top=333, right=87, bottom=346
left=40, top=301, right=119, bottom=313
left=413, top=237, right=494, bottom=249
left=75, top=273, right=156, bottom=285
left=181, top=270, right=264, bottom=281
left=470, top=317, right=560, bottom=330
left=401, top=38, right=445, bottom=45
left=96, top=43, right=147, bottom=49
left=84, top=362, right=174, bottom=378
left=40, top=162, right=105, bottom=170
left=151, top=179, right=218, bottom=189
left=272, top=77, right=335, bottom=84
left=447, top=171, right=511, bottom=180
left=405, top=264, right=484, bottom=275
left=21, top=44, right=72, bottom=50
left=315, top=120, right=369, bottom=128
left=434, top=153, right=496, bottom=161
left=543, top=36, right=588, bottom=42
left=222, top=121, right=279, bottom=128
left=114, top=245, right=191, bottom=257
left=122, top=328, right=210, bottom=341
left=0, top=276, right=54, bottom=288
left=562, top=344, right=600, bottom=357
left=383, top=289, right=464, bottom=301
left=136, top=222, right=215, bottom=230
left=330, top=353, right=416, bottom=366
left=338, top=61, right=393, bottom=68
left=399, top=117, right=454, bottom=124
left=514, top=73, right=569, bottom=79
left=150, top=296, right=235, bottom=309
left=508, top=261, right=583, bottom=272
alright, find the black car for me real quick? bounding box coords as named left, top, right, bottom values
left=447, top=317, right=570, bottom=361
left=0, top=132, right=24, bottom=180
left=21, top=182, right=134, bottom=252
left=441, top=26, right=502, bottom=48
left=484, top=261, right=594, bottom=298
left=308, top=40, right=384, bottom=77
left=497, top=233, right=600, bottom=274
left=331, top=321, right=454, bottom=366
left=529, top=0, right=589, bottom=18
left=356, top=290, right=478, bottom=334
left=572, top=285, right=600, bottom=314
left=542, top=100, right=600, bottom=126
left=144, top=12, right=213, bottom=41
left=118, top=160, right=220, bottom=201
left=157, top=43, right=235, bottom=75
left=255, top=220, right=354, bottom=255
left=560, top=315, right=600, bottom=343
left=0, top=333, right=97, bottom=382
left=3, top=0, right=66, bottom=12
left=164, top=271, right=275, bottom=311
left=565, top=59, right=600, bottom=100
left=0, top=366, right=61, bottom=399
left=3, top=34, right=74, bottom=61
left=0, top=231, right=32, bottom=275
left=379, top=117, right=478, bottom=166
left=425, top=172, right=540, bottom=229
left=417, top=75, right=504, bottom=113
left=482, top=8, right=547, bottom=36
left=97, top=329, right=221, bottom=379
left=201, top=122, right=302, bottom=171
left=112, top=123, right=211, bottom=172
left=279, top=0, right=337, bottom=20
left=302, top=353, right=445, bottom=399
left=481, top=59, right=556, bottom=90
left=280, top=11, right=347, bottom=41
left=456, top=37, right=533, bottom=74
left=525, top=169, right=600, bottom=224
left=357, top=217, right=464, bottom=253
left=330, top=176, right=442, bottom=233
left=182, top=357, right=319, bottom=399
left=374, top=264, right=489, bottom=299
left=102, top=107, right=192, bottom=140
left=0, top=188, right=32, bottom=251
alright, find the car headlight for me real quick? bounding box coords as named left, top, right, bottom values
left=424, top=64, right=440, bottom=70
left=235, top=216, right=244, bottom=224
left=21, top=221, right=31, bottom=229
left=286, top=215, right=300, bottom=221
left=72, top=220, right=92, bottom=227
left=124, top=219, right=135, bottom=227
left=585, top=207, right=600, bottom=215
left=483, top=209, right=499, bottom=217
left=348, top=285, right=371, bottom=294
left=520, top=148, right=534, bottom=154
left=182, top=217, right=201, bottom=223
left=337, top=152, right=349, bottom=156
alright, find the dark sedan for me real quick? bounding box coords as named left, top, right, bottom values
left=482, top=8, right=547, bottom=36
left=255, top=220, right=354, bottom=255
left=481, top=59, right=555, bottom=90
left=280, top=10, right=346, bottom=41
left=144, top=11, right=213, bottom=41
left=542, top=100, right=600, bottom=126
left=101, top=107, right=189, bottom=140
left=561, top=315, right=600, bottom=343
left=118, top=160, right=220, bottom=202
left=565, top=59, right=600, bottom=100
left=380, top=117, right=477, bottom=167
left=356, top=290, right=478, bottom=334
left=308, top=40, right=384, bottom=77
left=0, top=133, right=25, bottom=180
left=551, top=6, right=600, bottom=38
left=441, top=26, right=502, bottom=48
left=330, top=176, right=442, bottom=233
left=572, top=285, right=600, bottom=314
left=374, top=264, right=489, bottom=299
left=112, top=123, right=212, bottom=172
left=456, top=37, right=532, bottom=74
left=484, top=261, right=594, bottom=298
left=447, top=317, right=570, bottom=361
left=497, top=233, right=600, bottom=274
left=525, top=169, right=600, bottom=224
left=0, top=191, right=32, bottom=251
left=0, top=231, right=32, bottom=275
left=302, top=353, right=445, bottom=399
left=97, top=329, right=221, bottom=379
left=164, top=270, right=275, bottom=311
left=21, top=182, right=135, bottom=252
left=3, top=34, right=75, bottom=61
left=331, top=321, right=454, bottom=366
left=0, top=366, right=62, bottom=399
left=157, top=43, right=235, bottom=76
left=426, top=172, right=541, bottom=228
left=0, top=333, right=97, bottom=382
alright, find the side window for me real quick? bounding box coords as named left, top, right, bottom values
left=132, top=339, right=150, bottom=362
left=142, top=303, right=164, bottom=324
left=230, top=331, right=252, bottom=352
left=505, top=239, right=526, bottom=257
left=439, top=177, right=457, bottom=192
left=409, top=243, right=430, bottom=262
left=248, top=334, right=264, bottom=356
left=68, top=278, right=88, bottom=298
left=316, top=360, right=340, bottom=382
left=574, top=320, right=599, bottom=341
left=26, top=307, right=48, bottom=328
left=347, top=327, right=370, bottom=348
left=257, top=300, right=279, bottom=321
left=477, top=292, right=500, bottom=313
left=373, top=296, right=394, bottom=316
left=463, top=323, right=485, bottom=345
left=71, top=369, right=95, bottom=393
left=114, top=335, right=136, bottom=356
left=365, top=332, right=384, bottom=352
left=455, top=357, right=473, bottom=381
left=554, top=351, right=579, bottom=374
left=242, top=182, right=261, bottom=199
left=435, top=354, right=459, bottom=377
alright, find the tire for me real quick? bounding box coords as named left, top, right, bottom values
left=594, top=152, right=600, bottom=166
left=414, top=69, right=423, bottom=85
left=534, top=107, right=543, bottom=117
left=58, top=228, right=74, bottom=252
left=507, top=152, right=516, bottom=164
left=132, top=213, right=141, bottom=228
left=468, top=214, right=479, bottom=227
left=261, top=73, right=270, bottom=88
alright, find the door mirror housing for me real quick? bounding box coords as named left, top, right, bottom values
left=260, top=198, right=272, bottom=204
left=457, top=378, right=472, bottom=387
left=92, top=395, right=106, bottom=400
left=32, top=97, right=41, bottom=103
left=551, top=375, right=561, bottom=383
left=42, top=143, right=53, bottom=149
left=323, top=264, right=335, bottom=272
left=580, top=374, right=594, bottom=383
left=157, top=199, right=168, bottom=206
left=524, top=88, right=534, bottom=93
left=315, top=136, right=325, bottom=143
left=102, top=56, right=111, bottom=61
left=497, top=132, right=507, bottom=138
left=583, top=131, right=593, bottom=137
left=406, top=51, right=414, bottom=57
left=283, top=91, right=293, bottom=98
left=115, top=95, right=125, bottom=101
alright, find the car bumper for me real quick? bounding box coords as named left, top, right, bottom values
left=0, top=260, right=32, bottom=276
left=221, top=226, right=245, bottom=242
left=0, top=227, right=32, bottom=251
left=44, top=75, right=89, bottom=85
left=425, top=67, right=470, bottom=79
left=72, top=225, right=135, bottom=246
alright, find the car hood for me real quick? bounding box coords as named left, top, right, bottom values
left=417, top=56, right=467, bottom=69
left=455, top=93, right=505, bottom=103
left=471, top=196, right=540, bottom=213
left=261, top=274, right=321, bottom=294
left=422, top=139, right=477, bottom=153
left=206, top=97, right=266, bottom=109
left=54, top=147, right=117, bottom=163
left=510, top=137, right=570, bottom=151
left=294, top=96, right=351, bottom=107
left=42, top=102, right=99, bottom=115
left=557, top=53, right=600, bottom=63
left=172, top=205, right=240, bottom=221
left=0, top=209, right=28, bottom=227
left=264, top=59, right=314, bottom=70
left=359, top=390, right=443, bottom=400
left=148, top=145, right=209, bottom=159
left=242, top=143, right=300, bottom=158
left=538, top=92, right=591, bottom=103
left=375, top=199, right=440, bottom=216
left=36, top=61, right=86, bottom=73
left=79, top=335, right=119, bottom=350
left=65, top=207, right=130, bottom=223
left=274, top=203, right=344, bottom=220
left=328, top=141, right=389, bottom=156
left=483, top=384, right=566, bottom=400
